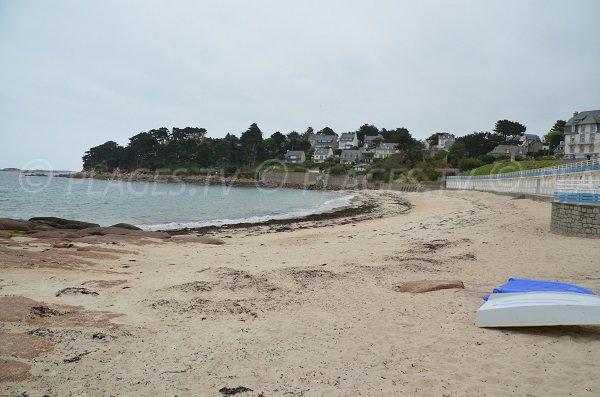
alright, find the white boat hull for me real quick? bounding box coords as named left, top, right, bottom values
left=476, top=292, right=600, bottom=327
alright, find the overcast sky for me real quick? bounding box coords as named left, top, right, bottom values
left=1, top=0, right=599, bottom=170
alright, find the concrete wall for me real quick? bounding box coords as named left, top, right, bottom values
left=550, top=202, right=600, bottom=238
left=446, top=171, right=600, bottom=196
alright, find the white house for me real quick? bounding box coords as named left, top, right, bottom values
left=313, top=148, right=333, bottom=163
left=353, top=163, right=368, bottom=172
left=338, top=133, right=358, bottom=150
left=436, top=133, right=455, bottom=150
left=374, top=143, right=399, bottom=159
left=564, top=110, right=600, bottom=160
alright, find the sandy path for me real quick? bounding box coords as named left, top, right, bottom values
left=1, top=190, right=599, bottom=396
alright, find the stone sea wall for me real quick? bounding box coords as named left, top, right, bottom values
left=550, top=202, right=600, bottom=238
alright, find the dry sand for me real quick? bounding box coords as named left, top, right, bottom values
left=1, top=190, right=599, bottom=396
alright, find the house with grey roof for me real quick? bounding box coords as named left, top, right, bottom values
left=564, top=110, right=600, bottom=159
left=313, top=148, right=334, bottom=163
left=488, top=145, right=527, bottom=157
left=313, top=134, right=338, bottom=149
left=338, top=133, right=358, bottom=150
left=363, top=134, right=384, bottom=149
left=519, top=134, right=543, bottom=154
left=554, top=140, right=565, bottom=156
left=340, top=149, right=362, bottom=164
left=284, top=150, right=306, bottom=164
left=353, top=163, right=368, bottom=172
left=374, top=143, right=399, bottom=159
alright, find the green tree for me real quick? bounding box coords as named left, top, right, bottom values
left=82, top=141, right=124, bottom=171
left=426, top=133, right=440, bottom=146
left=171, top=127, right=207, bottom=142
left=240, top=123, right=263, bottom=166
left=544, top=120, right=566, bottom=152
left=493, top=119, right=526, bottom=143
left=127, top=131, right=165, bottom=168
left=285, top=131, right=310, bottom=151
left=455, top=132, right=502, bottom=158
left=551, top=120, right=566, bottom=133
left=356, top=123, right=379, bottom=142
left=448, top=140, right=466, bottom=164
left=269, top=131, right=287, bottom=156
left=544, top=130, right=565, bottom=151
left=302, top=126, right=314, bottom=140
left=317, top=127, right=336, bottom=135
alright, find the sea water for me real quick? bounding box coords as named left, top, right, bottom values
left=0, top=171, right=354, bottom=230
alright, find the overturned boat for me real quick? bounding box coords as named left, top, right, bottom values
left=476, top=278, right=600, bottom=327
left=476, top=292, right=600, bottom=327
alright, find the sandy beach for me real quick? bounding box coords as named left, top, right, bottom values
left=1, top=190, right=599, bottom=396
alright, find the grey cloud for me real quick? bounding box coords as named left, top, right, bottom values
left=1, top=0, right=599, bottom=169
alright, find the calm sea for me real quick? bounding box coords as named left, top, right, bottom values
left=0, top=171, right=354, bottom=230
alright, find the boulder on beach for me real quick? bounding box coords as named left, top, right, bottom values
left=0, top=218, right=33, bottom=231
left=29, top=217, right=100, bottom=230
left=109, top=223, right=142, bottom=231
left=395, top=280, right=464, bottom=293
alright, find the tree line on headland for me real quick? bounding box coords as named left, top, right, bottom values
left=82, top=123, right=421, bottom=172
left=82, top=119, right=565, bottom=180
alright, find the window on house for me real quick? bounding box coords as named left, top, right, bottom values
left=579, top=146, right=585, bottom=153
left=570, top=135, right=575, bottom=143
left=580, top=134, right=585, bottom=143
left=593, top=124, right=598, bottom=133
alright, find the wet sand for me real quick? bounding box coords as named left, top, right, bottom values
left=1, top=190, right=599, bottom=396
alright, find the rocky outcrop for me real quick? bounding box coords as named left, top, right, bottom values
left=0, top=217, right=169, bottom=241
left=395, top=280, right=464, bottom=293
left=109, top=223, right=142, bottom=230
left=29, top=217, right=100, bottom=230
left=0, top=218, right=32, bottom=231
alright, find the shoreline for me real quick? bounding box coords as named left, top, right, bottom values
left=165, top=190, right=411, bottom=235
left=0, top=190, right=412, bottom=240
left=57, top=170, right=432, bottom=192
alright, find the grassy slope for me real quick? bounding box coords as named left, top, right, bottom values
left=467, top=159, right=561, bottom=176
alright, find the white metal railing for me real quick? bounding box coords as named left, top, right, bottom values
left=448, top=158, right=600, bottom=181
left=554, top=178, right=600, bottom=193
